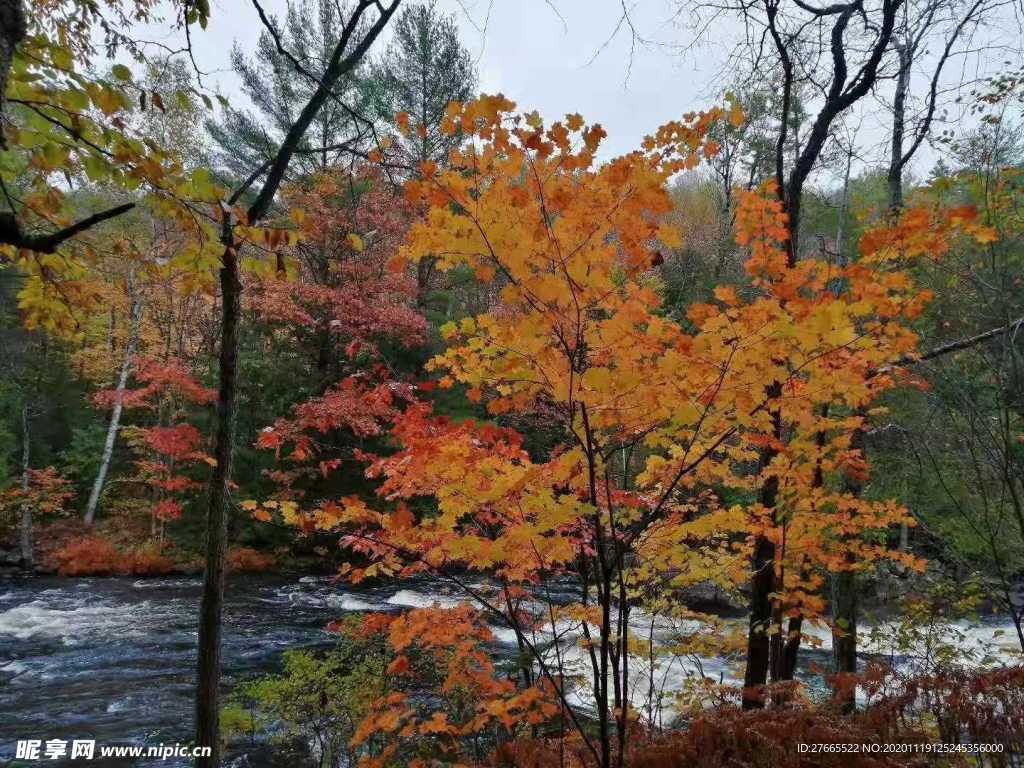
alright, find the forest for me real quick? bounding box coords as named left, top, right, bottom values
left=1, top=0, right=1023, bottom=765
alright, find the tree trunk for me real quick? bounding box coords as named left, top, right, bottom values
left=188, top=8, right=400, bottom=762
left=743, top=403, right=781, bottom=709
left=781, top=613, right=803, bottom=680
left=84, top=290, right=143, bottom=527
left=0, top=0, right=27, bottom=150
left=415, top=255, right=437, bottom=308
left=195, top=244, right=241, bottom=767
left=19, top=403, right=32, bottom=570
left=744, top=536, right=777, bottom=708
left=887, top=41, right=911, bottom=213
left=831, top=569, right=858, bottom=710
left=831, top=413, right=865, bottom=710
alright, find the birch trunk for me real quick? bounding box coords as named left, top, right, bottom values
left=84, top=288, right=143, bottom=527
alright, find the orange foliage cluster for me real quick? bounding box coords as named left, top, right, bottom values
left=93, top=356, right=215, bottom=410
left=0, top=467, right=74, bottom=519
left=257, top=374, right=417, bottom=464
left=332, top=607, right=558, bottom=768
left=50, top=537, right=175, bottom=576
left=227, top=546, right=277, bottom=573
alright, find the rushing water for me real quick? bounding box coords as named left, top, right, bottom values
left=0, top=574, right=476, bottom=766
left=0, top=574, right=1019, bottom=767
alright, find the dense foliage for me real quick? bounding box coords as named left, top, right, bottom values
left=2, top=0, right=1023, bottom=766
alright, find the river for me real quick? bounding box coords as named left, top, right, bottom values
left=0, top=574, right=1019, bottom=766
left=0, top=574, right=473, bottom=766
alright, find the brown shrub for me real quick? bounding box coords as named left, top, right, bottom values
left=50, top=536, right=124, bottom=576
left=49, top=536, right=176, bottom=576
left=227, top=546, right=276, bottom=572
left=492, top=707, right=932, bottom=768
left=123, top=542, right=176, bottom=575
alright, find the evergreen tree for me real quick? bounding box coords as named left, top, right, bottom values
left=206, top=0, right=372, bottom=185
left=370, top=1, right=477, bottom=169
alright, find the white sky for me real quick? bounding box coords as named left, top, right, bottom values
left=131, top=0, right=1022, bottom=185
left=140, top=0, right=732, bottom=157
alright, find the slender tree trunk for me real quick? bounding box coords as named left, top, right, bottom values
left=836, top=144, right=853, bottom=266
left=888, top=41, right=911, bottom=213
left=19, top=404, right=32, bottom=570
left=188, top=8, right=400, bottom=761
left=744, top=538, right=777, bottom=709
left=195, top=244, right=241, bottom=767
left=780, top=415, right=828, bottom=684
left=84, top=289, right=143, bottom=527
left=831, top=414, right=865, bottom=710
left=781, top=613, right=803, bottom=680
left=743, top=401, right=782, bottom=708
left=831, top=569, right=858, bottom=709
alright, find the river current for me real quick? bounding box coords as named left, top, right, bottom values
left=0, top=574, right=1018, bottom=766
left=0, top=575, right=473, bottom=766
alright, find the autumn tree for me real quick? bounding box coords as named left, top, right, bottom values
left=90, top=356, right=215, bottom=535
left=237, top=94, right=966, bottom=764
left=1, top=0, right=210, bottom=260
left=660, top=0, right=917, bottom=703
left=252, top=167, right=426, bottom=389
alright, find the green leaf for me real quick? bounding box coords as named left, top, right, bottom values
left=191, top=167, right=214, bottom=198
left=51, top=46, right=73, bottom=71
left=83, top=154, right=108, bottom=182
left=64, top=89, right=90, bottom=112
left=111, top=64, right=132, bottom=81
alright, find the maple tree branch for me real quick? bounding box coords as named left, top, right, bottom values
left=0, top=203, right=135, bottom=254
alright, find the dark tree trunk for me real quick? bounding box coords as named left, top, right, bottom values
left=743, top=403, right=781, bottom=709
left=0, top=0, right=26, bottom=150
left=743, top=535, right=777, bottom=708
left=781, top=614, right=803, bottom=680
left=195, top=245, right=241, bottom=767
left=831, top=412, right=865, bottom=710
left=780, top=417, right=827, bottom=684
left=888, top=41, right=911, bottom=213
left=831, top=569, right=858, bottom=710
left=19, top=403, right=32, bottom=570
left=191, top=6, right=402, bottom=762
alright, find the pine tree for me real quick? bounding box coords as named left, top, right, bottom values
left=369, top=0, right=476, bottom=169
left=205, top=0, right=372, bottom=184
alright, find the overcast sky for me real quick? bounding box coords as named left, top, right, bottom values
left=144, top=0, right=733, bottom=158
left=134, top=0, right=1022, bottom=184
